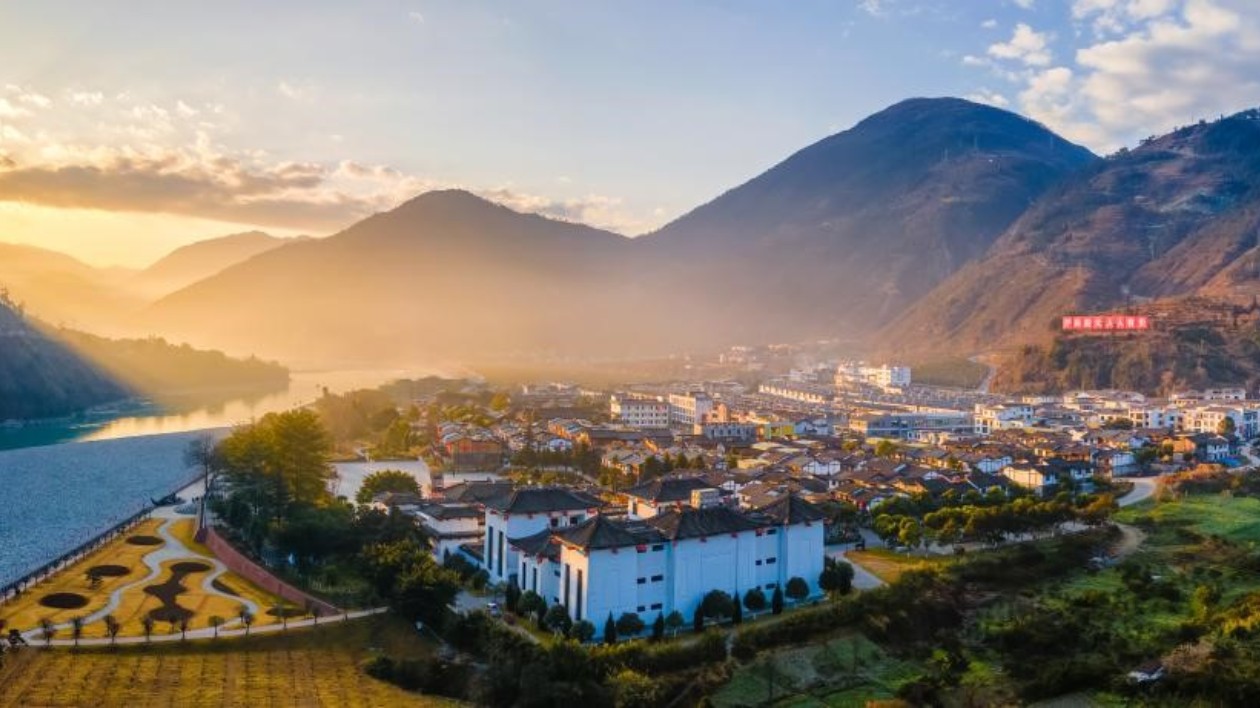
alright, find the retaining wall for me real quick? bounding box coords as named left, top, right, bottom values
left=199, top=527, right=340, bottom=617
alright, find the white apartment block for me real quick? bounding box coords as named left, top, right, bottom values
left=758, top=382, right=832, bottom=406
left=973, top=403, right=1033, bottom=435
left=668, top=392, right=715, bottom=426
left=610, top=395, right=670, bottom=428
left=836, top=363, right=912, bottom=390
left=509, top=496, right=826, bottom=638
left=1180, top=405, right=1259, bottom=439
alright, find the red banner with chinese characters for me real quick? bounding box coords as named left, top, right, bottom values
left=1061, top=314, right=1150, bottom=331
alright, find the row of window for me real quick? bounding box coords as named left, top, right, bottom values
left=635, top=574, right=665, bottom=584
left=634, top=544, right=666, bottom=553
left=755, top=557, right=777, bottom=566
left=635, top=603, right=664, bottom=613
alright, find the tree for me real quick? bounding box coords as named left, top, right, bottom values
left=819, top=558, right=855, bottom=597
left=665, top=610, right=685, bottom=637
left=355, top=470, right=421, bottom=505
left=361, top=539, right=462, bottom=626
left=39, top=618, right=55, bottom=646
left=744, top=587, right=768, bottom=613
left=785, top=577, right=810, bottom=604
left=771, top=586, right=785, bottom=615
left=505, top=583, right=521, bottom=614
left=875, top=439, right=899, bottom=458
left=71, top=616, right=84, bottom=647
left=544, top=604, right=572, bottom=635
left=518, top=590, right=547, bottom=622
left=616, top=612, right=645, bottom=637
left=700, top=590, right=735, bottom=622
left=239, top=607, right=254, bottom=636
left=209, top=615, right=224, bottom=639
left=178, top=616, right=191, bottom=641
left=570, top=619, right=596, bottom=643
left=604, top=613, right=618, bottom=644
left=104, top=614, right=121, bottom=646
left=489, top=392, right=511, bottom=412
left=732, top=591, right=743, bottom=625
left=1219, top=417, right=1237, bottom=437
left=651, top=613, right=665, bottom=641
left=142, top=615, right=155, bottom=643
left=693, top=609, right=704, bottom=634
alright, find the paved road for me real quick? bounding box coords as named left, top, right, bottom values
left=19, top=608, right=389, bottom=647
left=1116, top=477, right=1157, bottom=507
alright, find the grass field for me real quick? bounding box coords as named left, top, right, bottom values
left=0, top=517, right=289, bottom=638
left=844, top=549, right=945, bottom=584
left=0, top=615, right=457, bottom=707
left=1118, top=493, right=1260, bottom=544
left=712, top=633, right=916, bottom=707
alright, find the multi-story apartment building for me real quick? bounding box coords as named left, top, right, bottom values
left=973, top=403, right=1033, bottom=435
left=668, top=392, right=715, bottom=427
left=848, top=410, right=972, bottom=440
left=610, top=395, right=670, bottom=428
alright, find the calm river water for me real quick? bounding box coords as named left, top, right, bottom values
left=0, top=368, right=424, bottom=587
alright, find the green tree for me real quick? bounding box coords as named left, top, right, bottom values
left=518, top=590, right=547, bottom=621
left=616, top=612, right=645, bottom=637
left=570, top=619, right=596, bottom=643
left=819, top=558, right=855, bottom=597
left=489, top=392, right=511, bottom=412
left=700, top=590, right=735, bottom=622
left=208, top=615, right=224, bottom=639
left=361, top=539, right=461, bottom=625
left=732, top=591, right=743, bottom=624
left=651, top=613, right=665, bottom=641
left=1219, top=416, right=1237, bottom=437
left=744, top=587, right=768, bottom=613
left=875, top=439, right=900, bottom=458
left=604, top=613, right=619, bottom=644
left=544, top=604, right=572, bottom=635
left=785, top=577, right=810, bottom=604
left=665, top=610, right=684, bottom=637
left=771, top=586, right=785, bottom=615
left=104, top=614, right=121, bottom=645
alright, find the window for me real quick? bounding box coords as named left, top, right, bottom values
left=570, top=514, right=583, bottom=524
left=554, top=569, right=560, bottom=577
left=652, top=544, right=664, bottom=551
left=550, top=517, right=560, bottom=528
left=651, top=574, right=663, bottom=582
left=767, top=529, right=778, bottom=535
left=650, top=603, right=663, bottom=610
left=637, top=605, right=646, bottom=613
left=755, top=560, right=763, bottom=566
left=766, top=557, right=777, bottom=565
left=637, top=577, right=646, bottom=585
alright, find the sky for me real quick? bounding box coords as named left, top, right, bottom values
left=0, top=0, right=1258, bottom=267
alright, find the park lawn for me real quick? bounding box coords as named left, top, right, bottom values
left=0, top=615, right=459, bottom=708
left=712, top=633, right=916, bottom=707
left=844, top=549, right=945, bottom=584
left=1119, top=493, right=1260, bottom=544
left=78, top=559, right=294, bottom=639
left=169, top=517, right=214, bottom=557
left=0, top=519, right=166, bottom=632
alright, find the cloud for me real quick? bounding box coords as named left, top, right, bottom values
left=966, top=89, right=1011, bottom=107
left=987, top=23, right=1054, bottom=66
left=408, top=11, right=425, bottom=23
left=1014, top=0, right=1260, bottom=151
left=67, top=91, right=104, bottom=107
left=982, top=18, right=999, bottom=29
left=858, top=0, right=889, bottom=17
left=277, top=81, right=315, bottom=102
left=0, top=97, right=30, bottom=118
left=1013, top=0, right=1036, bottom=8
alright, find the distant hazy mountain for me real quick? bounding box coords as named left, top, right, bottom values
left=881, top=108, right=1260, bottom=357
left=0, top=242, right=144, bottom=334
left=0, top=297, right=128, bottom=420
left=142, top=190, right=641, bottom=365
left=131, top=231, right=293, bottom=298
left=640, top=97, right=1097, bottom=342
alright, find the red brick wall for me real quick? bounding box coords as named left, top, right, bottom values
left=199, top=527, right=340, bottom=617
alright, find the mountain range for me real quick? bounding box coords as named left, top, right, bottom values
left=7, top=97, right=1260, bottom=393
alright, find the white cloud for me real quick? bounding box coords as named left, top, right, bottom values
left=1013, top=0, right=1036, bottom=8
left=277, top=81, right=314, bottom=102
left=966, top=88, right=1011, bottom=107
left=987, top=23, right=1054, bottom=66
left=0, top=97, right=30, bottom=118
left=408, top=11, right=424, bottom=23
left=982, top=18, right=999, bottom=29
left=991, top=0, right=1260, bottom=151
left=858, top=0, right=888, bottom=17
left=68, top=91, right=104, bottom=107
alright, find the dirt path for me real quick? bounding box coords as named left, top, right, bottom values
left=1111, top=523, right=1146, bottom=559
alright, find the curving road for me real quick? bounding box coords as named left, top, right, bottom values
left=1116, top=477, right=1157, bottom=507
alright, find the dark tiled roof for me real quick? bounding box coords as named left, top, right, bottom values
left=508, top=528, right=560, bottom=560
left=415, top=501, right=483, bottom=521
left=624, top=476, right=714, bottom=503
left=555, top=515, right=665, bottom=550
left=484, top=486, right=602, bottom=514
left=755, top=495, right=826, bottom=525
left=648, top=506, right=765, bottom=540
left=443, top=481, right=514, bottom=504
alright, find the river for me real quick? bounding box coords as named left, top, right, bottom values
left=0, top=368, right=430, bottom=587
